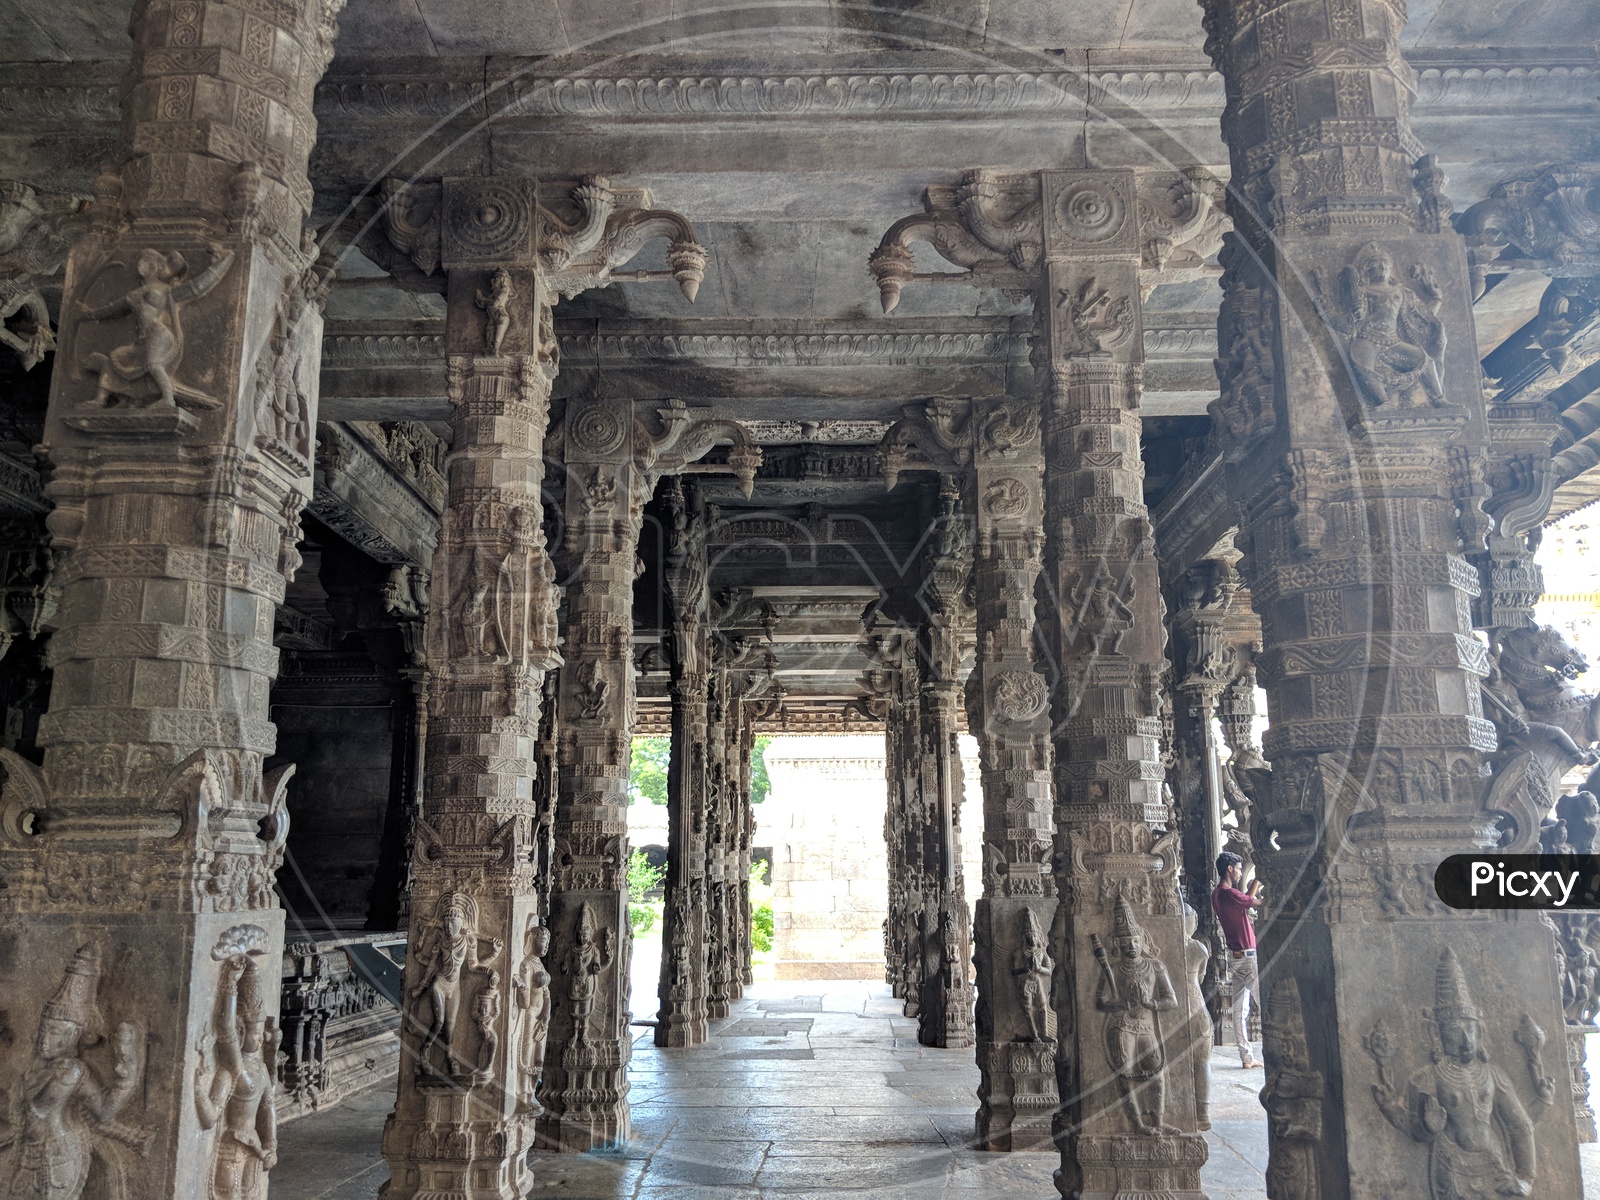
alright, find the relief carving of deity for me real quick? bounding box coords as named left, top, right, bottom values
left=1011, top=907, right=1055, bottom=1044
left=1093, top=897, right=1180, bottom=1137
left=2, top=945, right=148, bottom=1200
left=1334, top=241, right=1447, bottom=410
left=1368, top=948, right=1555, bottom=1200
left=512, top=920, right=552, bottom=1115
left=407, top=892, right=503, bottom=1078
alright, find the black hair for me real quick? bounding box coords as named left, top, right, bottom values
left=1216, top=851, right=1244, bottom=877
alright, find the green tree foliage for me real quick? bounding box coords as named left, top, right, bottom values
left=628, top=736, right=671, bottom=805
left=631, top=734, right=772, bottom=805
left=749, top=858, right=774, bottom=954
left=627, top=848, right=665, bottom=934
left=751, top=735, right=772, bottom=804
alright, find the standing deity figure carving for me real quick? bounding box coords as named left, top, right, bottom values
left=407, top=892, right=503, bottom=1077
left=563, top=902, right=615, bottom=1046
left=512, top=921, right=553, bottom=1115
left=476, top=268, right=514, bottom=356
left=1180, top=904, right=1212, bottom=1131
left=1093, top=897, right=1181, bottom=1137
left=78, top=245, right=235, bottom=410
left=1335, top=241, right=1447, bottom=410
left=2, top=945, right=147, bottom=1200
left=1011, top=907, right=1055, bottom=1044
left=1369, top=948, right=1555, bottom=1200
left=194, top=954, right=280, bottom=1200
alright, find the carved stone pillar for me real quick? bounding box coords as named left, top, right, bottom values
left=965, top=395, right=1058, bottom=1149
left=1199, top=0, right=1583, bottom=1194
left=1035, top=172, right=1207, bottom=1198
left=380, top=208, right=563, bottom=1200
left=362, top=177, right=706, bottom=1180
left=914, top=480, right=976, bottom=1050
left=731, top=689, right=756, bottom=992
left=656, top=478, right=710, bottom=1049
left=0, top=4, right=341, bottom=1198
left=541, top=393, right=645, bottom=1151
left=865, top=627, right=922, bottom=1008
left=705, top=650, right=737, bottom=1019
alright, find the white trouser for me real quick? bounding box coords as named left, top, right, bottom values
left=1229, top=949, right=1259, bottom=1063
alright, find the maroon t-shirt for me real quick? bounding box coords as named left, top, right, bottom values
left=1211, top=882, right=1259, bottom=951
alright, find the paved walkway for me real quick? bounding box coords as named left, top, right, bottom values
left=275, top=979, right=1600, bottom=1199
left=276, top=980, right=1270, bottom=1199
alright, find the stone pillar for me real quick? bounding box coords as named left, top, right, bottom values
left=540, top=392, right=645, bottom=1151
left=656, top=478, right=710, bottom=1048
left=733, top=687, right=756, bottom=991
left=380, top=205, right=563, bottom=1199
left=1199, top=0, right=1583, bottom=1195
left=1037, top=171, right=1208, bottom=1198
left=865, top=627, right=922, bottom=1007
left=0, top=3, right=341, bottom=1198
left=705, top=650, right=737, bottom=1019
left=915, top=480, right=976, bottom=1049
left=358, top=176, right=705, bottom=1173
left=965, top=395, right=1059, bottom=1149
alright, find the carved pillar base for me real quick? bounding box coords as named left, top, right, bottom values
left=536, top=888, right=632, bottom=1151
left=973, top=895, right=1060, bottom=1151
left=381, top=1081, right=535, bottom=1200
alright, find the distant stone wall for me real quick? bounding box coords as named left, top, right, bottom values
left=762, top=734, right=982, bottom=980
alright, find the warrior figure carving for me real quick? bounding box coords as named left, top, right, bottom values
left=194, top=956, right=280, bottom=1200
left=1093, top=896, right=1181, bottom=1137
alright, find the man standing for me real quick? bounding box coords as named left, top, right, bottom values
left=1211, top=852, right=1262, bottom=1069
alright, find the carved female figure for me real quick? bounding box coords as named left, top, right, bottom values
left=1093, top=898, right=1180, bottom=1137
left=409, top=892, right=502, bottom=1077
left=4, top=945, right=145, bottom=1200
left=194, top=957, right=279, bottom=1200
left=79, top=246, right=235, bottom=410
left=1180, top=904, right=1212, bottom=1131
left=512, top=922, right=552, bottom=1115
left=1011, top=907, right=1055, bottom=1044
left=1339, top=241, right=1446, bottom=409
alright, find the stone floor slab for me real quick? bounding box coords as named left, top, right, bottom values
left=274, top=979, right=1600, bottom=1200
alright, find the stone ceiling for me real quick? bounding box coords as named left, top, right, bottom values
left=4, top=1, right=1600, bottom=702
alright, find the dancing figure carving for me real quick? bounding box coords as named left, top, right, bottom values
left=1333, top=241, right=1447, bottom=410
left=194, top=954, right=280, bottom=1200
left=79, top=245, right=234, bottom=410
